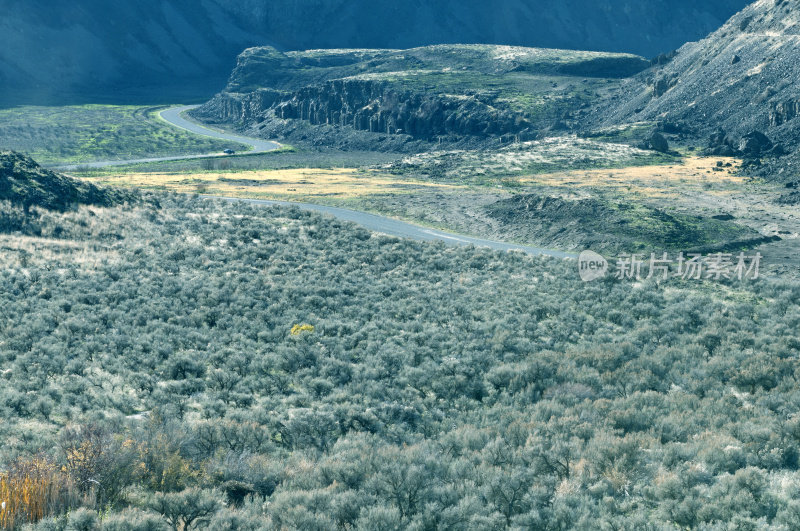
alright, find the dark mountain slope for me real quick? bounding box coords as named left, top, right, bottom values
left=594, top=0, right=800, bottom=182
left=0, top=0, right=749, bottom=104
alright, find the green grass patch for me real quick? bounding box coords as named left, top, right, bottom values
left=0, top=105, right=249, bottom=164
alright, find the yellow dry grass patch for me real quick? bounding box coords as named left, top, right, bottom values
left=86, top=168, right=463, bottom=200
left=0, top=458, right=80, bottom=530
left=518, top=156, right=746, bottom=200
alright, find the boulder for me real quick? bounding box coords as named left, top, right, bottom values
left=653, top=76, right=673, bottom=97
left=647, top=132, right=670, bottom=153
left=738, top=131, right=773, bottom=157
left=705, top=128, right=740, bottom=156
left=769, top=143, right=787, bottom=157
left=709, top=145, right=738, bottom=157
left=637, top=132, right=670, bottom=153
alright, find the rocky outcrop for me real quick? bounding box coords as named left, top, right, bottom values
left=652, top=75, right=678, bottom=98
left=770, top=100, right=800, bottom=127
left=192, top=89, right=285, bottom=126
left=0, top=151, right=133, bottom=212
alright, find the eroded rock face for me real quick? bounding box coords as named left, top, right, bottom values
left=193, top=89, right=285, bottom=126
left=198, top=79, right=537, bottom=143
left=272, top=79, right=534, bottom=139
left=770, top=100, right=800, bottom=126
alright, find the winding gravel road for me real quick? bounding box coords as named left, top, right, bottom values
left=60, top=105, right=573, bottom=258
left=214, top=197, right=576, bottom=259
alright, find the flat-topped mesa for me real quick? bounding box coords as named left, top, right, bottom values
left=193, top=44, right=649, bottom=145
left=222, top=45, right=650, bottom=94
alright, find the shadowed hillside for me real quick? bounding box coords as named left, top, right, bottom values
left=0, top=0, right=749, bottom=104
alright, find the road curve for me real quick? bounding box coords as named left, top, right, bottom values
left=159, top=105, right=281, bottom=153
left=211, top=196, right=577, bottom=259
left=54, top=105, right=281, bottom=171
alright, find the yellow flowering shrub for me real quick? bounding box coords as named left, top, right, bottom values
left=290, top=324, right=315, bottom=336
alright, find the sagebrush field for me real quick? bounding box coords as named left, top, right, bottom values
left=2, top=192, right=800, bottom=529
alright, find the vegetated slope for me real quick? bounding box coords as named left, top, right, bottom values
left=484, top=192, right=766, bottom=254
left=193, top=45, right=649, bottom=151
left=1, top=194, right=799, bottom=528
left=594, top=0, right=800, bottom=183
left=0, top=151, right=132, bottom=212
left=0, top=0, right=749, bottom=104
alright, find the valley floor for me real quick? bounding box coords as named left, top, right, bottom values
left=6, top=102, right=794, bottom=278
left=76, top=154, right=800, bottom=279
